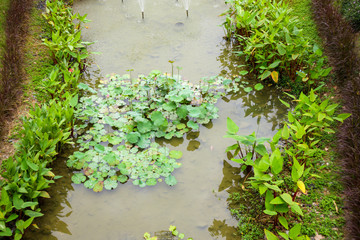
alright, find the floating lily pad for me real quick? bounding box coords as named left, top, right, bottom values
left=69, top=72, right=231, bottom=191
left=165, top=175, right=177, bottom=186
left=104, top=178, right=118, bottom=190
left=169, top=150, right=183, bottom=159
left=254, top=83, right=264, bottom=91
left=244, top=87, right=253, bottom=93
left=71, top=173, right=86, bottom=184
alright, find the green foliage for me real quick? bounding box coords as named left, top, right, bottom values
left=224, top=89, right=350, bottom=238
left=42, top=0, right=92, bottom=68
left=69, top=72, right=232, bottom=191
left=340, top=0, right=360, bottom=32
left=0, top=0, right=88, bottom=238
left=221, top=0, right=330, bottom=93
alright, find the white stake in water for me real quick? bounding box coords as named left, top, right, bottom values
left=138, top=0, right=145, bottom=19
left=181, top=0, right=190, bottom=17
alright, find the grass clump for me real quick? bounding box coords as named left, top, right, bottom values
left=0, top=0, right=10, bottom=70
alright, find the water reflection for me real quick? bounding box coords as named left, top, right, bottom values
left=26, top=154, right=74, bottom=239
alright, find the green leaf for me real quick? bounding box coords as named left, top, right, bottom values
left=94, top=144, right=105, bottom=153
left=260, top=70, right=271, bottom=80
left=263, top=209, right=277, bottom=216
left=268, top=60, right=281, bottom=69
left=290, top=204, right=304, bottom=216
left=72, top=173, right=86, bottom=184
left=226, top=117, right=239, bottom=134
left=176, top=123, right=186, bottom=130
left=0, top=227, right=12, bottom=236
left=24, top=210, right=44, bottom=218
left=150, top=111, right=167, bottom=127
left=70, top=94, right=78, bottom=107
left=254, top=144, right=267, bottom=156
left=22, top=201, right=38, bottom=208
left=137, top=119, right=153, bottom=133
left=278, top=232, right=289, bottom=240
left=318, top=112, right=326, bottom=121
left=13, top=195, right=24, bottom=210
left=26, top=160, right=39, bottom=171
left=104, top=178, right=118, bottom=190
left=270, top=148, right=283, bottom=175
left=146, top=178, right=157, bottom=186
left=278, top=216, right=289, bottom=230
left=277, top=44, right=286, bottom=55
left=264, top=183, right=281, bottom=192
left=280, top=193, right=293, bottom=205
left=165, top=175, right=177, bottom=186
left=289, top=223, right=302, bottom=238
left=118, top=175, right=128, bottom=183
left=6, top=214, right=18, bottom=223
left=264, top=229, right=279, bottom=240
left=176, top=105, right=188, bottom=119
left=126, top=132, right=140, bottom=144
left=279, top=98, right=290, bottom=108
left=0, top=221, right=5, bottom=231
left=270, top=197, right=285, bottom=205
left=169, top=150, right=183, bottom=159
left=188, top=107, right=202, bottom=118
left=187, top=120, right=199, bottom=130
left=244, top=87, right=253, bottom=92
left=334, top=113, right=351, bottom=123
left=254, top=83, right=264, bottom=91
left=282, top=124, right=289, bottom=140
left=239, top=70, right=248, bottom=76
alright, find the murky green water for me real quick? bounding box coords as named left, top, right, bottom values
left=25, top=0, right=287, bottom=239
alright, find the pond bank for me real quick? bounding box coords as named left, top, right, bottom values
left=311, top=0, right=360, bottom=238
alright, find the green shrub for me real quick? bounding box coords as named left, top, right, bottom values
left=222, top=0, right=331, bottom=94
left=341, top=0, right=360, bottom=32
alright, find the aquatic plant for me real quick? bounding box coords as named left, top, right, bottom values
left=144, top=225, right=194, bottom=240
left=221, top=0, right=331, bottom=93
left=224, top=89, right=350, bottom=238
left=69, top=71, right=231, bottom=191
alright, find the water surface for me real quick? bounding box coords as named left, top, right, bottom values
left=25, top=0, right=287, bottom=239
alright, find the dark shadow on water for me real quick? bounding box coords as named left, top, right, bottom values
left=208, top=219, right=238, bottom=239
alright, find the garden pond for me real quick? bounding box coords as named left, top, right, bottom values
left=25, top=0, right=287, bottom=239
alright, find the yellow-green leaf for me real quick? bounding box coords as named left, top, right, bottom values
left=271, top=71, right=279, bottom=83
left=297, top=180, right=306, bottom=193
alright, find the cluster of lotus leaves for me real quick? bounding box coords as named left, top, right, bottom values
left=68, top=71, right=233, bottom=191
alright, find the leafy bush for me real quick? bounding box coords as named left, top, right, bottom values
left=221, top=0, right=331, bottom=93
left=224, top=89, right=350, bottom=238
left=341, top=0, right=360, bottom=32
